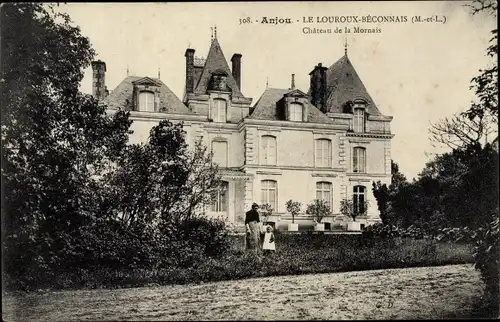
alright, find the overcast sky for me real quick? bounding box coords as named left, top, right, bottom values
left=57, top=1, right=496, bottom=180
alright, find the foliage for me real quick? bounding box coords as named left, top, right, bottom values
left=102, top=120, right=221, bottom=233
left=259, top=203, right=273, bottom=223
left=285, top=199, right=302, bottom=224
left=1, top=2, right=132, bottom=289
left=306, top=199, right=331, bottom=223
left=339, top=198, right=368, bottom=221
left=471, top=212, right=499, bottom=313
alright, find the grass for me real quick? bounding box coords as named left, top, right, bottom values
left=39, top=233, right=474, bottom=291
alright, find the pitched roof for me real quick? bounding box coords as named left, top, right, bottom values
left=250, top=88, right=333, bottom=124
left=323, top=55, right=381, bottom=115
left=103, top=76, right=190, bottom=114
left=193, top=38, right=244, bottom=97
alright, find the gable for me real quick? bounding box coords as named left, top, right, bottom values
left=132, top=76, right=162, bottom=87
left=194, top=38, right=244, bottom=97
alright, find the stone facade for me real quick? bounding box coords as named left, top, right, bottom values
left=96, top=35, right=394, bottom=231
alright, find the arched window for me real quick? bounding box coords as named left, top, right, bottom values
left=353, top=107, right=365, bottom=133
left=353, top=147, right=366, bottom=173
left=211, top=181, right=229, bottom=212
left=138, top=91, right=155, bottom=112
left=353, top=185, right=367, bottom=215
left=289, top=103, right=303, bottom=122
left=211, top=98, right=227, bottom=123
left=261, top=180, right=277, bottom=211
left=315, top=139, right=332, bottom=167
left=261, top=135, right=277, bottom=165
left=316, top=182, right=333, bottom=207
left=211, top=140, right=228, bottom=168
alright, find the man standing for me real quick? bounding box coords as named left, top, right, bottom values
left=245, top=203, right=261, bottom=251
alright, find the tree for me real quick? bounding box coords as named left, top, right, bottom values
left=104, top=120, right=221, bottom=234
left=372, top=160, right=408, bottom=226
left=1, top=3, right=132, bottom=286
left=285, top=200, right=302, bottom=224
left=430, top=0, right=497, bottom=150
left=339, top=198, right=368, bottom=222
left=306, top=199, right=331, bottom=224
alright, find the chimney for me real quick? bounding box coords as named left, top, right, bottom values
left=185, top=48, right=195, bottom=94
left=231, top=53, right=242, bottom=90
left=290, top=74, right=295, bottom=90
left=91, top=60, right=106, bottom=100
left=309, top=63, right=328, bottom=113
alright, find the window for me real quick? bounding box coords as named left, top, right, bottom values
left=211, top=140, right=228, bottom=168
left=261, top=136, right=277, bottom=165
left=289, top=103, right=303, bottom=122
left=261, top=180, right=277, bottom=211
left=316, top=182, right=333, bottom=207
left=353, top=147, right=366, bottom=173
left=353, top=185, right=366, bottom=215
left=211, top=181, right=228, bottom=212
left=353, top=108, right=365, bottom=133
left=138, top=91, right=155, bottom=112
left=211, top=99, right=227, bottom=123
left=315, top=139, right=332, bottom=167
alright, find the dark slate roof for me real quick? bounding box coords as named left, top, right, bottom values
left=324, top=54, right=381, bottom=115
left=193, top=38, right=244, bottom=97
left=250, top=88, right=333, bottom=124
left=103, top=76, right=190, bottom=114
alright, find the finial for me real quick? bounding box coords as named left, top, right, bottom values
left=266, top=77, right=269, bottom=89
left=210, top=27, right=213, bottom=42
left=158, top=67, right=160, bottom=80
left=214, top=25, right=217, bottom=39
left=126, top=65, right=129, bottom=76
left=344, top=37, right=348, bottom=56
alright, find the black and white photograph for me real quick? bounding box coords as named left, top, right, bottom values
left=1, top=1, right=498, bottom=320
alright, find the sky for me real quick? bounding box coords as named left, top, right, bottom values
left=57, top=1, right=497, bottom=180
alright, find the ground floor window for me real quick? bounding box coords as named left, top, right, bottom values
left=211, top=181, right=228, bottom=212
left=261, top=180, right=277, bottom=211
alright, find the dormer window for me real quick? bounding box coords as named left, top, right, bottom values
left=352, top=100, right=367, bottom=133
left=138, top=91, right=155, bottom=112
left=289, top=103, right=303, bottom=121
left=132, top=77, right=161, bottom=112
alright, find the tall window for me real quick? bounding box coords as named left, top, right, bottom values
left=353, top=147, right=366, bottom=173
left=353, top=185, right=366, bottom=215
left=289, top=103, right=303, bottom=121
left=138, top=91, right=155, bottom=112
left=211, top=140, right=228, bottom=168
left=353, top=108, right=365, bottom=133
left=211, top=99, right=227, bottom=123
left=316, top=182, right=333, bottom=207
left=261, top=135, right=277, bottom=165
left=261, top=180, right=277, bottom=211
left=315, top=139, right=332, bottom=167
left=211, top=181, right=228, bottom=212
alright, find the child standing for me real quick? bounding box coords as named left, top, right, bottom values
left=262, top=225, right=276, bottom=255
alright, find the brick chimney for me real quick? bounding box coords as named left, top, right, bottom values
left=231, top=53, right=242, bottom=90
left=185, top=48, right=195, bottom=94
left=290, top=74, right=295, bottom=90
left=309, top=63, right=328, bottom=113
left=91, top=60, right=107, bottom=100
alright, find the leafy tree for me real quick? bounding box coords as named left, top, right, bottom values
left=306, top=199, right=331, bottom=223
left=104, top=120, right=221, bottom=234
left=339, top=198, right=367, bottom=222
left=372, top=160, right=408, bottom=225
left=285, top=200, right=302, bottom=224
left=1, top=3, right=132, bottom=288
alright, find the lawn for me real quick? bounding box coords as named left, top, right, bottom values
left=2, top=264, right=483, bottom=321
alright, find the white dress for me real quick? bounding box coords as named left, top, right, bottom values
left=262, top=232, right=276, bottom=251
